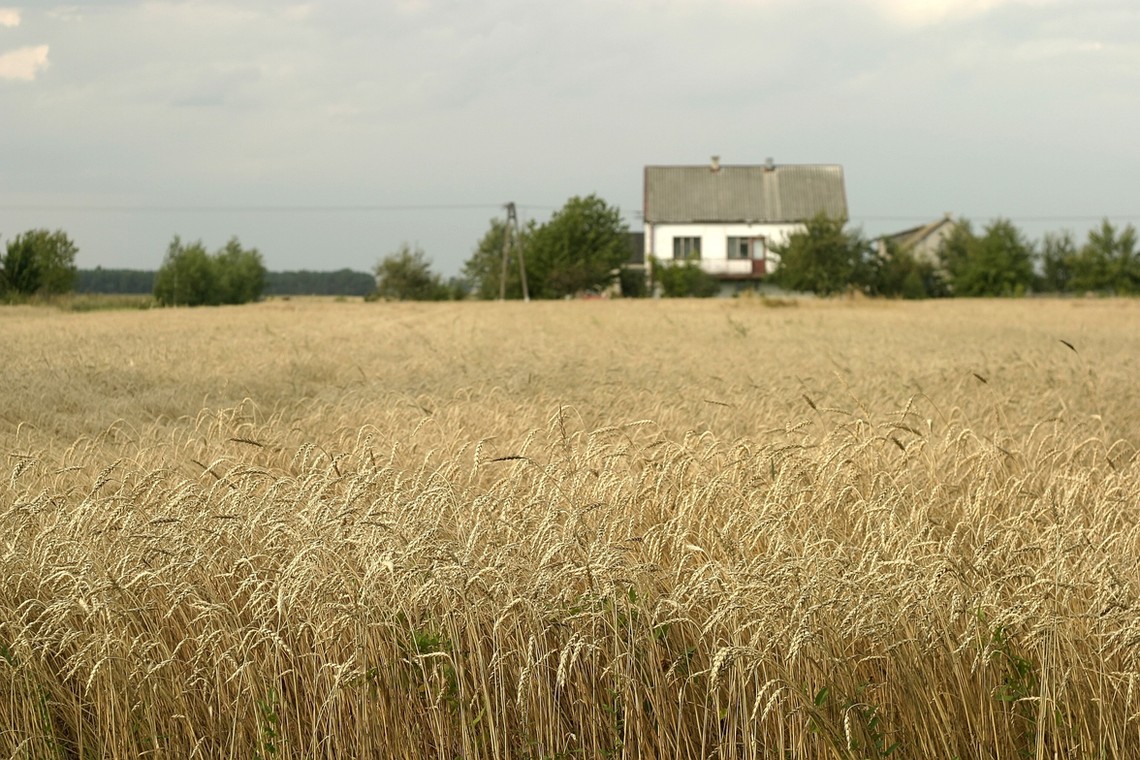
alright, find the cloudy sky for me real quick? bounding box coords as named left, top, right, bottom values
left=2, top=0, right=1138, bottom=275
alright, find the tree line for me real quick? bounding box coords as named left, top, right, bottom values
left=77, top=267, right=375, bottom=297
left=7, top=210, right=1139, bottom=305
left=768, top=214, right=1140, bottom=299
left=379, top=197, right=1140, bottom=301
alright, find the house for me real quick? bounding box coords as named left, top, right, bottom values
left=643, top=157, right=848, bottom=292
left=877, top=213, right=958, bottom=266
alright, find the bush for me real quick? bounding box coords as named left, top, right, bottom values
left=654, top=255, right=720, bottom=298
left=619, top=266, right=649, bottom=298
left=372, top=243, right=449, bottom=301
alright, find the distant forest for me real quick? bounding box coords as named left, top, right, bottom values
left=77, top=268, right=376, bottom=296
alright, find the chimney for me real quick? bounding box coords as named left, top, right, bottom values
left=710, top=155, right=721, bottom=172
left=764, top=157, right=775, bottom=171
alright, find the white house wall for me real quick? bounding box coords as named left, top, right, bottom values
left=644, top=222, right=803, bottom=275
left=912, top=223, right=956, bottom=266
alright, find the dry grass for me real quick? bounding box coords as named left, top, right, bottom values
left=2, top=297, right=1140, bottom=759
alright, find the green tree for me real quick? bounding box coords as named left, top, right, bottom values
left=215, top=237, right=267, bottom=305
left=939, top=219, right=1035, bottom=296
left=769, top=213, right=870, bottom=296
left=1, top=229, right=78, bottom=296
left=524, top=194, right=629, bottom=299
left=372, top=243, right=448, bottom=301
left=154, top=236, right=266, bottom=306
left=1070, top=219, right=1140, bottom=294
left=462, top=217, right=532, bottom=300
left=653, top=255, right=720, bottom=297
left=154, top=237, right=217, bottom=306
left=1103, top=221, right=1140, bottom=293
left=1, top=237, right=39, bottom=296
left=1039, top=231, right=1076, bottom=293
left=867, top=240, right=945, bottom=299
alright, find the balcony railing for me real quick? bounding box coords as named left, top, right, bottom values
left=660, top=258, right=759, bottom=277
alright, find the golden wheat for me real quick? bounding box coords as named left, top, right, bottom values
left=1, top=297, right=1139, bottom=758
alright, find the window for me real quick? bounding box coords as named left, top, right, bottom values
left=727, top=237, right=750, bottom=260
left=727, top=236, right=767, bottom=259
left=673, top=236, right=701, bottom=260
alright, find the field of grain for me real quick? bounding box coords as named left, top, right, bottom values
left=2, top=297, right=1139, bottom=759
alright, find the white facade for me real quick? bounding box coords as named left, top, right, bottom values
left=644, top=221, right=803, bottom=278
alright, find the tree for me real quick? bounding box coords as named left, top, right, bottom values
left=1069, top=220, right=1140, bottom=294
left=462, top=218, right=532, bottom=300
left=866, top=240, right=945, bottom=299
left=522, top=194, right=629, bottom=299
left=1101, top=221, right=1140, bottom=293
left=1, top=237, right=39, bottom=296
left=769, top=213, right=871, bottom=296
left=653, top=255, right=720, bottom=297
left=1039, top=231, right=1077, bottom=293
left=938, top=219, right=1035, bottom=296
left=153, top=236, right=266, bottom=307
left=154, top=237, right=216, bottom=306
left=1, top=229, right=78, bottom=296
left=462, top=196, right=628, bottom=300
left=372, top=243, right=448, bottom=301
left=215, top=237, right=267, bottom=305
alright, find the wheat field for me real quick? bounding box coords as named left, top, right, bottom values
left=1, top=297, right=1139, bottom=759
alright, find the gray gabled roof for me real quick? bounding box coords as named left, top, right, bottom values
left=644, top=163, right=847, bottom=224
left=883, top=213, right=957, bottom=249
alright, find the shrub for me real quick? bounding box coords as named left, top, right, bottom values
left=654, top=255, right=720, bottom=297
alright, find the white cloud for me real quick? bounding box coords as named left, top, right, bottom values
left=48, top=7, right=86, bottom=23
left=869, top=0, right=1057, bottom=26
left=1013, top=37, right=1106, bottom=60
left=282, top=4, right=314, bottom=22
left=0, top=7, right=20, bottom=27
left=139, top=2, right=262, bottom=28
left=0, top=44, right=50, bottom=81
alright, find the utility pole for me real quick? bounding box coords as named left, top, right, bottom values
left=498, top=202, right=530, bottom=302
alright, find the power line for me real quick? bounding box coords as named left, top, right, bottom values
left=852, top=214, right=1140, bottom=222
left=5, top=204, right=1137, bottom=225
left=0, top=202, right=542, bottom=213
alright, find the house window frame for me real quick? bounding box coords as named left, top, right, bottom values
left=727, top=236, right=767, bottom=260
left=673, top=236, right=701, bottom=260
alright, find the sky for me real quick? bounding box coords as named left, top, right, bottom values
left=2, top=0, right=1139, bottom=277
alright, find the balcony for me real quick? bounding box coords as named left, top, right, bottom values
left=661, top=258, right=761, bottom=278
